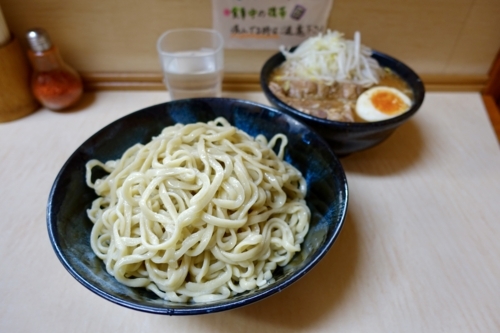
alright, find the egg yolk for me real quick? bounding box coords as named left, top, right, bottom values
left=370, top=91, right=409, bottom=115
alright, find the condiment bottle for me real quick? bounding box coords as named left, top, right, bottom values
left=26, top=28, right=83, bottom=111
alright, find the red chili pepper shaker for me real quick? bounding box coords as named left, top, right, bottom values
left=26, top=28, right=83, bottom=111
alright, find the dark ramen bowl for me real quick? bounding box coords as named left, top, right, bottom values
left=260, top=49, right=425, bottom=156
left=47, top=98, right=348, bottom=315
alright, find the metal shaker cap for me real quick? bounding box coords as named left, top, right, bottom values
left=26, top=28, right=53, bottom=52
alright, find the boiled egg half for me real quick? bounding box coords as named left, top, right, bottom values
left=355, top=86, right=412, bottom=122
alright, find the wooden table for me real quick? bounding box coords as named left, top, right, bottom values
left=1, top=91, right=499, bottom=332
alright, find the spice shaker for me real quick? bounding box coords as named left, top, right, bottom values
left=26, top=28, right=83, bottom=111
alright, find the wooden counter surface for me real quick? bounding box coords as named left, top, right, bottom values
left=1, top=91, right=499, bottom=332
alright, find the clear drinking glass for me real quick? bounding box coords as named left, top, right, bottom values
left=157, top=28, right=224, bottom=100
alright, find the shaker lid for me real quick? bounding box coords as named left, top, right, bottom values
left=26, top=28, right=52, bottom=52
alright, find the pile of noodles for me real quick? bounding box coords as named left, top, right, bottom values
left=85, top=117, right=310, bottom=302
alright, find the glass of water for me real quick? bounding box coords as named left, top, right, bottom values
left=157, top=28, right=224, bottom=100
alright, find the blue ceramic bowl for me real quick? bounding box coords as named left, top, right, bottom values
left=260, top=50, right=426, bottom=156
left=47, top=98, right=348, bottom=315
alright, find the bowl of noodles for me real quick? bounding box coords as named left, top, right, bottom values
left=260, top=30, right=425, bottom=156
left=47, top=98, right=348, bottom=315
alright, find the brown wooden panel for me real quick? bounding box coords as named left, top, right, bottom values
left=445, top=0, right=500, bottom=76
left=1, top=0, right=499, bottom=78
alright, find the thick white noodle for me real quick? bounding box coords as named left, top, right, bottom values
left=85, top=117, right=310, bottom=303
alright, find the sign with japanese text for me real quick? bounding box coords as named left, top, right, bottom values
left=212, top=0, right=333, bottom=49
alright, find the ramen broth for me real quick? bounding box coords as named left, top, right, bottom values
left=269, top=67, right=413, bottom=123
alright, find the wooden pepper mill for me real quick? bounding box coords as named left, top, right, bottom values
left=0, top=35, right=39, bottom=122
left=0, top=6, right=38, bottom=122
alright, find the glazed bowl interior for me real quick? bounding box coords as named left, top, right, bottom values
left=260, top=49, right=426, bottom=156
left=47, top=98, right=348, bottom=315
